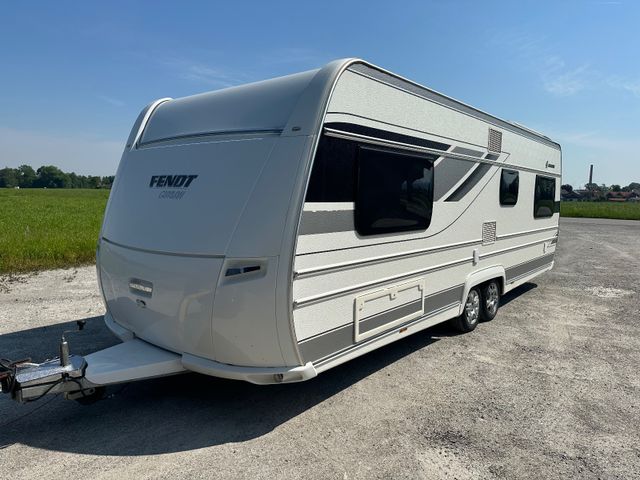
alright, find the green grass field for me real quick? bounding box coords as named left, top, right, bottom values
left=1, top=189, right=638, bottom=275
left=0, top=189, right=109, bottom=274
left=560, top=201, right=640, bottom=221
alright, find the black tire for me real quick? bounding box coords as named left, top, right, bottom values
left=451, top=287, right=481, bottom=333
left=480, top=280, right=500, bottom=321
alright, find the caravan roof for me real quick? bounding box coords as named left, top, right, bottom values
left=140, top=69, right=319, bottom=145
left=137, top=58, right=559, bottom=150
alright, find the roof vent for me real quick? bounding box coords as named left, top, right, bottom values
left=488, top=128, right=502, bottom=153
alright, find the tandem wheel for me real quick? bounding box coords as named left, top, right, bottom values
left=451, top=287, right=481, bottom=333
left=480, top=280, right=500, bottom=322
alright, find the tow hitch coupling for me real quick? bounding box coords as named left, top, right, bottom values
left=0, top=320, right=98, bottom=403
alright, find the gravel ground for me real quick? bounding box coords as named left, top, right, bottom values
left=0, top=217, right=639, bottom=479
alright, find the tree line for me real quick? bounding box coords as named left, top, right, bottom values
left=562, top=182, right=640, bottom=193
left=0, top=165, right=114, bottom=189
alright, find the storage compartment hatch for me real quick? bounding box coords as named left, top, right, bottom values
left=354, top=279, right=425, bottom=342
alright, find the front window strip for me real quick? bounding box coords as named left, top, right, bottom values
left=305, top=136, right=356, bottom=202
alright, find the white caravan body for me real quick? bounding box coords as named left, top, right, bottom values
left=97, top=58, right=561, bottom=385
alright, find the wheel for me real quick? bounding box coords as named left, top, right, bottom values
left=451, top=287, right=481, bottom=332
left=480, top=280, right=500, bottom=321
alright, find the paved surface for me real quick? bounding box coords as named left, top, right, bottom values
left=1, top=218, right=639, bottom=479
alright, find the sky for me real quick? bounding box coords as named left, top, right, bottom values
left=1, top=1, right=639, bottom=187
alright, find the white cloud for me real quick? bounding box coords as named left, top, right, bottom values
left=0, top=127, right=123, bottom=176
left=488, top=30, right=640, bottom=98
left=160, top=58, right=249, bottom=88
left=491, top=30, right=592, bottom=97
left=179, top=64, right=239, bottom=88
left=606, top=76, right=640, bottom=97
left=554, top=130, right=640, bottom=151
left=158, top=48, right=331, bottom=91
left=97, top=95, right=125, bottom=107
left=541, top=58, right=590, bottom=96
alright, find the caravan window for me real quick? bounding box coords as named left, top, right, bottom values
left=305, top=136, right=356, bottom=202
left=355, top=146, right=435, bottom=236
left=534, top=175, right=556, bottom=218
left=500, top=169, right=519, bottom=205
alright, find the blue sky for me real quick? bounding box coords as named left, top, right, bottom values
left=1, top=1, right=638, bottom=187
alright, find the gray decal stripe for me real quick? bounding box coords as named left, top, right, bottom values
left=360, top=300, right=423, bottom=334
left=298, top=285, right=464, bottom=362
left=507, top=263, right=553, bottom=285
left=444, top=163, right=492, bottom=202
left=101, top=237, right=225, bottom=258
left=138, top=128, right=282, bottom=147
left=451, top=146, right=484, bottom=157
left=299, top=210, right=354, bottom=235
left=505, top=253, right=555, bottom=283
left=433, top=158, right=476, bottom=200
left=299, top=323, right=354, bottom=364
left=425, top=284, right=464, bottom=311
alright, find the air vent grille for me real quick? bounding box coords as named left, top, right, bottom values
left=226, top=265, right=261, bottom=277
left=488, top=128, right=502, bottom=153
left=482, top=221, right=497, bottom=245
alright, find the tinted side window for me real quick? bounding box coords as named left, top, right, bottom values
left=305, top=136, right=356, bottom=202
left=500, top=169, right=519, bottom=205
left=355, top=146, right=435, bottom=236
left=534, top=175, right=556, bottom=218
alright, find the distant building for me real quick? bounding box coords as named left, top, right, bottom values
left=606, top=191, right=639, bottom=202
left=575, top=189, right=606, bottom=201
left=561, top=188, right=582, bottom=201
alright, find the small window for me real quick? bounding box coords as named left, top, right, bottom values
left=305, top=136, right=356, bottom=202
left=500, top=169, right=519, bottom=205
left=534, top=175, right=556, bottom=218
left=355, top=146, right=435, bottom=236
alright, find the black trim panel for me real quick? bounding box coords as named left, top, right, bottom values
left=451, top=146, right=483, bottom=157
left=324, top=122, right=450, bottom=151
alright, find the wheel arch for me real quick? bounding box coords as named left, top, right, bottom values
left=458, top=266, right=506, bottom=316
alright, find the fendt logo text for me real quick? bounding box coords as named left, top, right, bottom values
left=149, top=174, right=198, bottom=199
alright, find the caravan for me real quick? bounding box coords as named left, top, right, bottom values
left=1, top=58, right=561, bottom=402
